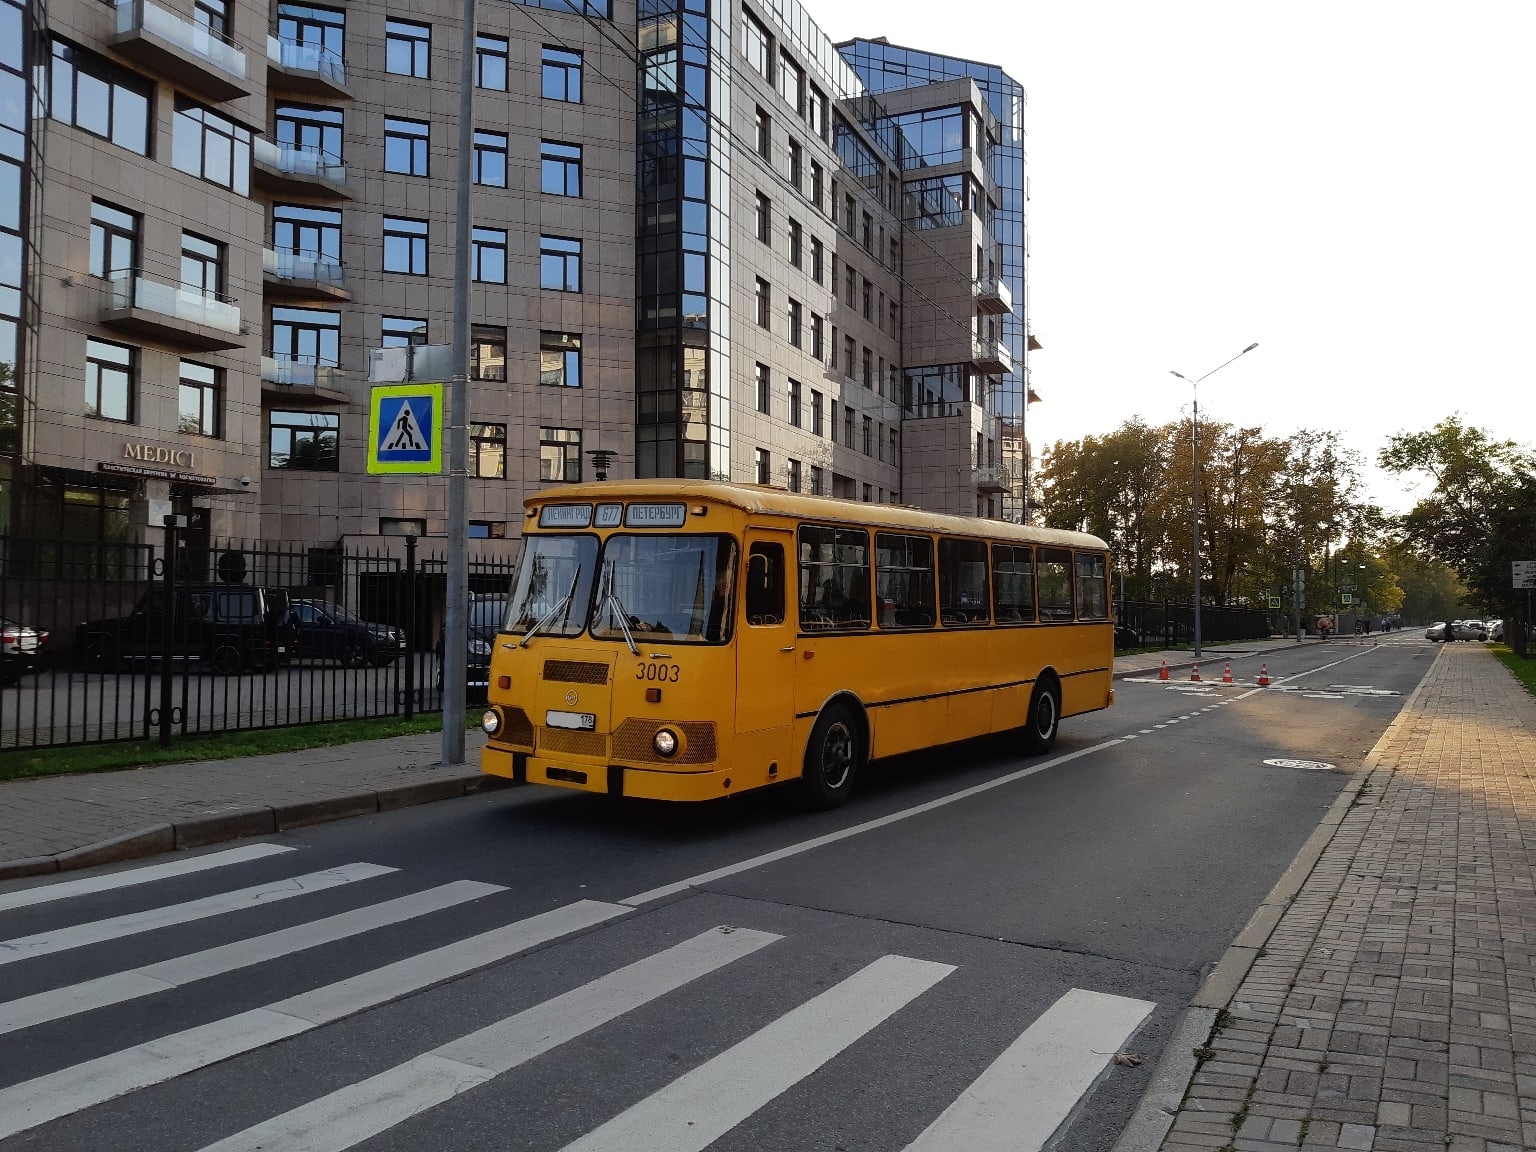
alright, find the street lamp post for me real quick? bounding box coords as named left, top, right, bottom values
left=1169, top=342, right=1259, bottom=661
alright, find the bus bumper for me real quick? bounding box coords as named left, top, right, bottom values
left=482, top=747, right=736, bottom=801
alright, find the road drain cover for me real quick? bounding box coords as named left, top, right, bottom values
left=1264, top=758, right=1337, bottom=771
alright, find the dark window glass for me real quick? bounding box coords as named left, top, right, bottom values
left=269, top=410, right=339, bottom=470
left=538, top=426, right=581, bottom=481
left=746, top=541, right=786, bottom=626
left=85, top=338, right=134, bottom=422
left=271, top=306, right=341, bottom=365
left=876, top=533, right=935, bottom=629
left=275, top=102, right=342, bottom=163
left=471, top=325, right=506, bottom=381
left=939, top=539, right=989, bottom=625
left=178, top=360, right=221, bottom=437
left=89, top=200, right=138, bottom=279
left=992, top=544, right=1034, bottom=623
left=539, top=332, right=581, bottom=388
left=1076, top=552, right=1108, bottom=620
left=469, top=423, right=506, bottom=478
left=173, top=100, right=251, bottom=194
left=48, top=41, right=150, bottom=155
left=1037, top=547, right=1074, bottom=621
left=798, top=524, right=871, bottom=631
left=272, top=203, right=342, bottom=264
left=740, top=8, right=772, bottom=81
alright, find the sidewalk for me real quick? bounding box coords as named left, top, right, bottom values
left=1147, top=642, right=1536, bottom=1151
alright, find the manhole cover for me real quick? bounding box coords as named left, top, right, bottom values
left=1264, top=758, right=1337, bottom=771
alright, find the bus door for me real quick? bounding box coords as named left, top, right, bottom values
left=735, top=532, right=795, bottom=739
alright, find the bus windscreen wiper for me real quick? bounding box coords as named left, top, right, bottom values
left=600, top=569, right=640, bottom=656
left=518, top=566, right=581, bottom=649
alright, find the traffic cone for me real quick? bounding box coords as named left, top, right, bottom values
left=1158, top=659, right=1169, bottom=681
left=1222, top=660, right=1233, bottom=684
left=1189, top=663, right=1201, bottom=682
left=1258, top=663, right=1270, bottom=687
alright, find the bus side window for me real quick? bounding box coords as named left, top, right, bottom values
left=746, top=543, right=785, bottom=626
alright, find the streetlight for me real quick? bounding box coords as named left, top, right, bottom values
left=1169, top=342, right=1259, bottom=660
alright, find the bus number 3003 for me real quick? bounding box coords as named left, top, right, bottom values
left=637, top=663, right=681, bottom=682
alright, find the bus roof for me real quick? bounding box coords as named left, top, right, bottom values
left=523, top=480, right=1109, bottom=550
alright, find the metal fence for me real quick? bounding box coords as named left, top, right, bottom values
left=0, top=534, right=519, bottom=751
left=1114, top=600, right=1275, bottom=649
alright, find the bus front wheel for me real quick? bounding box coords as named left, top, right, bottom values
left=1023, top=678, right=1060, bottom=755
left=800, top=703, right=861, bottom=809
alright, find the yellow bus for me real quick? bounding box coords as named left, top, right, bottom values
left=479, top=481, right=1114, bottom=808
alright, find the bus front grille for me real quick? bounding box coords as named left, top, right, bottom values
left=538, top=727, right=609, bottom=758
left=613, top=720, right=718, bottom=765
left=500, top=707, right=534, bottom=749
left=542, top=660, right=609, bottom=685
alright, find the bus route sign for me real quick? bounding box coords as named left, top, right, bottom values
left=368, top=384, right=443, bottom=475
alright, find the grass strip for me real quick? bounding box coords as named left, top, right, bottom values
left=0, top=712, right=480, bottom=783
left=1490, top=644, right=1536, bottom=701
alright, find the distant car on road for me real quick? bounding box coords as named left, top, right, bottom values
left=1, top=617, right=49, bottom=686
left=1425, top=621, right=1447, bottom=641
left=287, top=599, right=407, bottom=666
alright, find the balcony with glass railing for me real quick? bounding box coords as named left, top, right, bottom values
left=111, top=0, right=250, bottom=101
left=101, top=271, right=244, bottom=351
left=974, top=277, right=1013, bottom=316
left=971, top=464, right=1010, bottom=493
left=262, top=248, right=350, bottom=301
left=265, top=35, right=351, bottom=98
left=252, top=138, right=350, bottom=199
left=260, top=355, right=348, bottom=401
left=971, top=337, right=1013, bottom=375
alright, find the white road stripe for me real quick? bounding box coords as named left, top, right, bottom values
left=902, top=987, right=1155, bottom=1152
left=0, top=844, right=295, bottom=914
left=0, top=899, right=629, bottom=1141
left=621, top=738, right=1122, bottom=905
left=561, top=954, right=955, bottom=1152
left=0, top=863, right=396, bottom=966
left=0, top=880, right=505, bottom=1035
left=194, top=926, right=782, bottom=1152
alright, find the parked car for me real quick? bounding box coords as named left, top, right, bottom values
left=1113, top=623, right=1142, bottom=650
left=76, top=585, right=294, bottom=674
left=436, top=594, right=510, bottom=700
left=1, top=617, right=49, bottom=685
left=1486, top=619, right=1504, bottom=642
left=287, top=599, right=407, bottom=667
left=1451, top=620, right=1488, bottom=641
left=1425, top=621, right=1447, bottom=641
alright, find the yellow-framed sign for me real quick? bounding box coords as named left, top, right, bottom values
left=367, top=383, right=443, bottom=475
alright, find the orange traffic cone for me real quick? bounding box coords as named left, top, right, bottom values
left=1258, top=663, right=1270, bottom=687
left=1190, top=663, right=1201, bottom=682
left=1158, top=659, right=1169, bottom=681
left=1222, top=660, right=1233, bottom=684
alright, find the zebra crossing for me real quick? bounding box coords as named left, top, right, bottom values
left=0, top=843, right=1159, bottom=1151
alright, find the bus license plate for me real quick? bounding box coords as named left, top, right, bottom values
left=546, top=710, right=597, bottom=731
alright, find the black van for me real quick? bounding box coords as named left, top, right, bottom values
left=77, top=585, right=295, bottom=674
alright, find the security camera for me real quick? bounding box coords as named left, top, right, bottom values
left=238, top=475, right=252, bottom=488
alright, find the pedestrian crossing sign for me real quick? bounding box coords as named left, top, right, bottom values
left=1268, top=595, right=1282, bottom=609
left=367, top=383, right=443, bottom=474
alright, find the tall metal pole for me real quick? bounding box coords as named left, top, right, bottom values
left=442, top=0, right=476, bottom=764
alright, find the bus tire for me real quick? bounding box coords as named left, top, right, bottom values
left=800, top=703, right=861, bottom=810
left=1023, top=677, right=1060, bottom=755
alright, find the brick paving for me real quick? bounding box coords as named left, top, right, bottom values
left=1160, top=643, right=1536, bottom=1151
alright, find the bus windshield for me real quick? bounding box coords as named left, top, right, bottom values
left=504, top=535, right=598, bottom=637
left=592, top=534, right=736, bottom=644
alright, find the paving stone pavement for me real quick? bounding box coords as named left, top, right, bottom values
left=1159, top=643, right=1536, bottom=1151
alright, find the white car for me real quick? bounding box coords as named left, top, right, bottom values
left=1425, top=621, right=1447, bottom=641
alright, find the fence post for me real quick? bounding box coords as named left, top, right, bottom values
left=158, top=516, right=179, bottom=749
left=404, top=535, right=417, bottom=720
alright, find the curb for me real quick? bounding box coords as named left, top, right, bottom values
left=1112, top=640, right=1311, bottom=680
left=1109, top=643, right=1441, bottom=1152
left=0, top=773, right=515, bottom=883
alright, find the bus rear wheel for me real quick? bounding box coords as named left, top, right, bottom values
left=800, top=703, right=861, bottom=810
left=1023, top=678, right=1060, bottom=755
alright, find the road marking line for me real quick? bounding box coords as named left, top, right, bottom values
left=559, top=954, right=954, bottom=1152
left=0, top=899, right=629, bottom=1141
left=619, top=739, right=1122, bottom=906
left=192, top=926, right=782, bottom=1152
left=0, top=863, right=396, bottom=966
left=0, top=880, right=505, bottom=1035
left=0, top=844, right=295, bottom=914
left=902, top=987, right=1156, bottom=1152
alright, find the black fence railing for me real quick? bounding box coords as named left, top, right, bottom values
left=0, top=535, right=519, bottom=751
left=1114, top=600, right=1275, bottom=649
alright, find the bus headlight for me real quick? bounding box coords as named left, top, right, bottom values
left=653, top=728, right=679, bottom=757
left=482, top=709, right=502, bottom=736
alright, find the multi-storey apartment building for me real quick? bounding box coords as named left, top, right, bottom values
left=4, top=0, right=1031, bottom=555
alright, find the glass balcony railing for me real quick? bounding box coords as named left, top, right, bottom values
left=261, top=356, right=341, bottom=389
left=109, top=271, right=240, bottom=334
left=253, top=138, right=347, bottom=185
left=266, top=35, right=346, bottom=87
left=972, top=338, right=1013, bottom=373
left=974, top=277, right=1013, bottom=314
left=263, top=247, right=346, bottom=286
left=115, top=0, right=246, bottom=80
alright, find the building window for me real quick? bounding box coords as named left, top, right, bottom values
left=787, top=378, right=802, bottom=427
left=541, top=141, right=582, bottom=196
left=755, top=191, right=771, bottom=244
left=811, top=237, right=824, bottom=283
left=468, top=521, right=507, bottom=539
left=786, top=458, right=801, bottom=493
left=755, top=447, right=770, bottom=485
left=787, top=299, right=803, bottom=348
left=385, top=18, right=430, bottom=77
left=89, top=201, right=138, bottom=279
left=180, top=232, right=224, bottom=301
left=542, top=46, right=582, bottom=101
left=380, top=518, right=426, bottom=536
left=808, top=84, right=827, bottom=140
left=862, top=347, right=873, bottom=389
left=842, top=335, right=855, bottom=377
left=810, top=465, right=824, bottom=495
left=787, top=139, right=802, bottom=189
left=273, top=203, right=342, bottom=265
left=275, top=102, right=342, bottom=164
left=471, top=227, right=507, bottom=283
left=473, top=130, right=507, bottom=186
left=754, top=106, right=771, bottom=160
left=843, top=405, right=855, bottom=447
left=383, top=216, right=428, bottom=275
left=863, top=483, right=873, bottom=503
left=843, top=193, right=856, bottom=233
left=277, top=4, right=344, bottom=67
left=778, top=51, right=803, bottom=113
left=810, top=390, right=824, bottom=436
left=889, top=427, right=899, bottom=468
left=788, top=218, right=803, bottom=268
left=755, top=362, right=770, bottom=415
left=862, top=277, right=873, bottom=319
left=539, top=236, right=582, bottom=291
left=48, top=41, right=151, bottom=155
left=85, top=338, right=134, bottom=423
left=381, top=315, right=427, bottom=347
left=384, top=117, right=429, bottom=175
left=740, top=8, right=772, bottom=82
left=861, top=211, right=873, bottom=251
left=754, top=278, right=770, bottom=328
left=862, top=415, right=872, bottom=455
left=471, top=325, right=506, bottom=381
left=810, top=160, right=824, bottom=211
left=810, top=313, right=823, bottom=361
left=469, top=423, right=506, bottom=478
left=540, top=332, right=581, bottom=388
left=272, top=306, right=341, bottom=365
left=475, top=34, right=508, bottom=89
left=269, top=410, right=338, bottom=470
left=844, top=265, right=856, bottom=307
left=178, top=360, right=221, bottom=438
left=539, top=427, right=582, bottom=481
left=890, top=299, right=899, bottom=332
left=173, top=99, right=251, bottom=194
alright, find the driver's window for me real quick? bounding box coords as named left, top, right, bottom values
left=746, top=542, right=785, bottom=626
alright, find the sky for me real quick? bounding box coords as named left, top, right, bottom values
left=819, top=0, right=1536, bottom=513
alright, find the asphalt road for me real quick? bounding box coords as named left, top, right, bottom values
left=0, top=637, right=1436, bottom=1151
